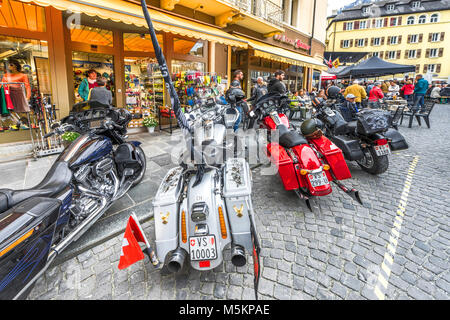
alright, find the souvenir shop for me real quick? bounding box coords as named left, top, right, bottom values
left=0, top=0, right=247, bottom=147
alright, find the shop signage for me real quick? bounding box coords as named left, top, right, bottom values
left=273, top=34, right=311, bottom=51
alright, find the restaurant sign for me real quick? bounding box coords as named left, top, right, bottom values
left=273, top=34, right=311, bottom=51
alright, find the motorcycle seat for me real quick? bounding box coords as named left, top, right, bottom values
left=278, top=125, right=308, bottom=148
left=345, top=121, right=358, bottom=134
left=0, top=161, right=72, bottom=213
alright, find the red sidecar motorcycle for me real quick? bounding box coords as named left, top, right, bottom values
left=248, top=93, right=362, bottom=210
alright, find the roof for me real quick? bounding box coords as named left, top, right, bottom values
left=324, top=51, right=369, bottom=64
left=336, top=56, right=416, bottom=78
left=329, top=0, right=450, bottom=22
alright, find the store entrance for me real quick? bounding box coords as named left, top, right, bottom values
left=72, top=51, right=115, bottom=107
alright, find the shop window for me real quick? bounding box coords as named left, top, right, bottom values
left=71, top=25, right=113, bottom=48
left=173, top=38, right=204, bottom=57
left=250, top=56, right=261, bottom=67
left=0, top=35, right=50, bottom=132
left=124, top=33, right=163, bottom=53
left=0, top=0, right=46, bottom=32
left=171, top=60, right=205, bottom=73
left=72, top=51, right=115, bottom=104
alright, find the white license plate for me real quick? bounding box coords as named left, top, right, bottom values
left=374, top=144, right=391, bottom=156
left=189, top=236, right=217, bottom=261
left=308, top=171, right=329, bottom=188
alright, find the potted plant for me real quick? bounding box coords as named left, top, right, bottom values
left=61, top=131, right=81, bottom=148
left=143, top=115, right=158, bottom=133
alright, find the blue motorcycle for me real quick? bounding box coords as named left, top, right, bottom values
left=0, top=101, right=146, bottom=299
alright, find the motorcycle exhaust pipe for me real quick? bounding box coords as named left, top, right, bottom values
left=167, top=248, right=187, bottom=273
left=231, top=244, right=247, bottom=267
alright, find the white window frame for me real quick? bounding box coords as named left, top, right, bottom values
left=387, top=4, right=395, bottom=11
left=418, top=15, right=427, bottom=24
left=357, top=39, right=365, bottom=47
left=359, top=20, right=367, bottom=29
left=412, top=1, right=421, bottom=8
left=375, top=19, right=383, bottom=28
left=410, top=34, right=418, bottom=43
left=373, top=37, right=381, bottom=46
left=431, top=33, right=441, bottom=42
left=345, top=22, right=354, bottom=31
left=387, top=51, right=396, bottom=60
left=372, top=52, right=379, bottom=58
left=343, top=40, right=350, bottom=48
left=428, top=64, right=436, bottom=73
left=429, top=48, right=438, bottom=58
left=430, top=14, right=439, bottom=23
left=390, top=36, right=398, bottom=45
left=408, top=50, right=416, bottom=59
left=407, top=16, right=415, bottom=25
left=362, top=7, right=370, bottom=14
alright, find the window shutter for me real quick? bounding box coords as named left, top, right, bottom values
left=436, top=64, right=441, bottom=73
left=340, top=40, right=344, bottom=48
left=438, top=48, right=443, bottom=57
left=372, top=19, right=376, bottom=27
left=425, top=49, right=430, bottom=58
left=441, top=32, right=445, bottom=41
left=384, top=18, right=388, bottom=27
left=419, top=33, right=423, bottom=42
left=415, top=65, right=420, bottom=73
left=398, top=35, right=402, bottom=44
left=398, top=17, right=402, bottom=25
left=350, top=39, right=353, bottom=47
left=417, top=49, right=421, bottom=58
left=404, top=50, right=409, bottom=59
left=388, top=36, right=391, bottom=44
left=390, top=17, right=395, bottom=26
left=381, top=37, right=385, bottom=45
left=365, top=38, right=368, bottom=46
left=396, top=50, right=401, bottom=59
left=407, top=35, right=411, bottom=43
left=385, top=51, right=389, bottom=58
left=355, top=21, right=360, bottom=29
left=379, top=51, right=383, bottom=59
left=371, top=38, right=374, bottom=46
left=343, top=23, right=347, bottom=31
left=423, top=64, right=428, bottom=73
left=428, top=33, right=432, bottom=42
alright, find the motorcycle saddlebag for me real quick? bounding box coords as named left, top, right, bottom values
left=309, top=136, right=352, bottom=181
left=332, top=135, right=364, bottom=161
left=152, top=167, right=184, bottom=263
left=384, top=128, right=409, bottom=151
left=323, top=110, right=348, bottom=135
left=0, top=197, right=61, bottom=300
left=223, top=158, right=254, bottom=252
left=266, top=143, right=299, bottom=190
left=356, top=109, right=392, bottom=135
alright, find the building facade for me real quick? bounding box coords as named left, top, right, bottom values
left=326, top=0, right=450, bottom=80
left=0, top=0, right=327, bottom=145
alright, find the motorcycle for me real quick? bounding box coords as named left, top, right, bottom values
left=312, top=88, right=408, bottom=175
left=248, top=93, right=362, bottom=211
left=0, top=102, right=146, bottom=300
left=123, top=1, right=262, bottom=299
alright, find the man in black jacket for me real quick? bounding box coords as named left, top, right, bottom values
left=247, top=77, right=268, bottom=104
left=268, top=70, right=287, bottom=95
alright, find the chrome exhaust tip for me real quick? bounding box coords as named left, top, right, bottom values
left=167, top=248, right=187, bottom=273
left=231, top=244, right=247, bottom=267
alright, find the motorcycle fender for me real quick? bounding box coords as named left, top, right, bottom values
left=223, top=158, right=254, bottom=253
left=384, top=128, right=408, bottom=151
left=152, top=167, right=184, bottom=263
left=0, top=197, right=61, bottom=300
left=186, top=170, right=229, bottom=271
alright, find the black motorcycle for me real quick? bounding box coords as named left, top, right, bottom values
left=311, top=95, right=408, bottom=175
left=0, top=101, right=146, bottom=300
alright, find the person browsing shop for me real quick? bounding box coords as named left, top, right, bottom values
left=78, top=69, right=99, bottom=101
left=2, top=59, right=31, bottom=112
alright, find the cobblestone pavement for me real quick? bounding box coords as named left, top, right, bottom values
left=28, top=104, right=450, bottom=300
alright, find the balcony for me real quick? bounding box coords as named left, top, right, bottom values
left=167, top=0, right=285, bottom=36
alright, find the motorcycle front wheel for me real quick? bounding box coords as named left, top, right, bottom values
left=356, top=147, right=389, bottom=175
left=131, top=145, right=147, bottom=188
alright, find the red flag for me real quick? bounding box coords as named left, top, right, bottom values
left=118, top=215, right=146, bottom=270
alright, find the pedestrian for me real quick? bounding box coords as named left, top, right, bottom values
left=247, top=77, right=268, bottom=105
left=368, top=81, right=384, bottom=109
left=366, top=80, right=374, bottom=96
left=381, top=80, right=390, bottom=94
left=430, top=84, right=441, bottom=99
left=268, top=70, right=287, bottom=95
left=78, top=69, right=98, bottom=101
left=230, top=69, right=245, bottom=132
left=318, top=89, right=327, bottom=100
left=89, top=76, right=112, bottom=105
left=388, top=80, right=400, bottom=98
left=400, top=80, right=415, bottom=104
left=343, top=80, right=367, bottom=110
left=413, top=74, right=429, bottom=113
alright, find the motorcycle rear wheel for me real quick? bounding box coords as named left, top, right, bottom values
left=356, top=147, right=389, bottom=175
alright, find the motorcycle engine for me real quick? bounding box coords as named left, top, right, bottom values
left=69, top=158, right=117, bottom=227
